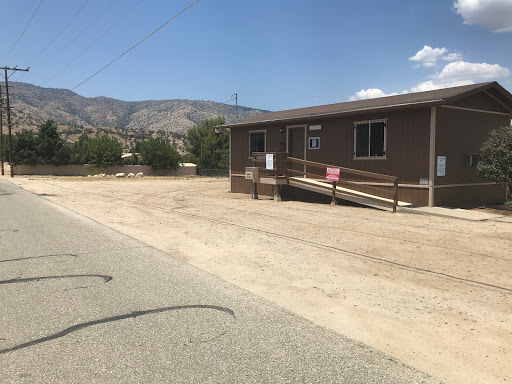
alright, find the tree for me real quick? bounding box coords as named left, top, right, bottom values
left=69, top=133, right=91, bottom=165
left=87, top=134, right=123, bottom=169
left=477, top=125, right=512, bottom=200
left=38, top=120, right=70, bottom=165
left=137, top=137, right=181, bottom=170
left=186, top=117, right=228, bottom=169
left=13, top=130, right=39, bottom=165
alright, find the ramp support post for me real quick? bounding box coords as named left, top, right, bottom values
left=393, top=178, right=398, bottom=212
left=274, top=185, right=281, bottom=202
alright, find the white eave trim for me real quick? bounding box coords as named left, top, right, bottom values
left=440, top=105, right=510, bottom=116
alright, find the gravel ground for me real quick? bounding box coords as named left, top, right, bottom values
left=6, top=175, right=512, bottom=384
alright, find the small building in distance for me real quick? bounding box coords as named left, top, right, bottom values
left=217, top=82, right=512, bottom=207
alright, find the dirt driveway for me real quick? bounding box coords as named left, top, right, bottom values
left=6, top=175, right=512, bottom=384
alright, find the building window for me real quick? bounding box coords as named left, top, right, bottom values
left=308, top=137, right=320, bottom=149
left=249, top=130, right=265, bottom=158
left=354, top=120, right=386, bottom=158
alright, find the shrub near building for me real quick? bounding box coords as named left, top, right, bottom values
left=477, top=125, right=512, bottom=200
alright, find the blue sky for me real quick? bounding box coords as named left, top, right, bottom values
left=2, top=0, right=511, bottom=111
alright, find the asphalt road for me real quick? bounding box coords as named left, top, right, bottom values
left=0, top=178, right=442, bottom=383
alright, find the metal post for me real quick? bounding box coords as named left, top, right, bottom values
left=393, top=178, right=399, bottom=213
left=331, top=181, right=337, bottom=206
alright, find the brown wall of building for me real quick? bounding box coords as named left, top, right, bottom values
left=435, top=107, right=510, bottom=186
left=230, top=99, right=510, bottom=207
left=231, top=108, right=431, bottom=182
left=304, top=108, right=431, bottom=184
left=435, top=184, right=505, bottom=207
left=231, top=175, right=274, bottom=196
left=449, top=91, right=510, bottom=113
left=230, top=108, right=432, bottom=203
left=231, top=123, right=285, bottom=174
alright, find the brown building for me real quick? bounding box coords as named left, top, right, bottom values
left=218, top=82, right=512, bottom=208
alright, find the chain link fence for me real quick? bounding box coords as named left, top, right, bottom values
left=199, top=169, right=229, bottom=177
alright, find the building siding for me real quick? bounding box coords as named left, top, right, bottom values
left=449, top=91, right=510, bottom=113
left=229, top=92, right=510, bottom=207
left=435, top=107, right=510, bottom=186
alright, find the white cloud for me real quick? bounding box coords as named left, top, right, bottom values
left=350, top=50, right=511, bottom=100
left=410, top=60, right=510, bottom=92
left=409, top=46, right=463, bottom=67
left=442, top=52, right=463, bottom=61
left=436, top=61, right=510, bottom=82
left=454, top=0, right=512, bottom=32
left=409, top=46, right=448, bottom=67
left=349, top=88, right=398, bottom=101
left=410, top=80, right=475, bottom=93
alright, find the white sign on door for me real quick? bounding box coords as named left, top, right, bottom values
left=437, top=156, right=446, bottom=177
left=266, top=154, right=274, bottom=170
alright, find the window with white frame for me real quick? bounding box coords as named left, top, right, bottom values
left=354, top=120, right=386, bottom=158
left=308, top=137, right=320, bottom=149
left=249, top=130, right=265, bottom=157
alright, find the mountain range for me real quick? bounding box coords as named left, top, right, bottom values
left=8, top=82, right=267, bottom=133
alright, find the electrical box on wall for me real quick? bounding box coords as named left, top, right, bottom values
left=245, top=167, right=259, bottom=180
left=466, top=153, right=479, bottom=167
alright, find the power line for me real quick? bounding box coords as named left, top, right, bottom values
left=2, top=0, right=45, bottom=60
left=29, top=0, right=91, bottom=67
left=69, top=0, right=200, bottom=93
left=57, top=0, right=118, bottom=55
left=44, top=0, right=144, bottom=85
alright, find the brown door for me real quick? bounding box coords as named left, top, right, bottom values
left=288, top=127, right=305, bottom=174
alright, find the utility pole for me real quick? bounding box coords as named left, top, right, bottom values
left=232, top=92, right=238, bottom=120
left=2, top=66, right=30, bottom=177
left=0, top=85, right=3, bottom=176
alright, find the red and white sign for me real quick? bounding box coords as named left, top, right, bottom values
left=326, top=167, right=340, bottom=182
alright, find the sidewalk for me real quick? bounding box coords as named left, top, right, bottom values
left=400, top=205, right=511, bottom=222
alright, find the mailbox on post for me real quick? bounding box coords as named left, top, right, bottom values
left=245, top=167, right=259, bottom=180
left=245, top=167, right=259, bottom=199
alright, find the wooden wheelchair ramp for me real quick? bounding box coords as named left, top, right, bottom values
left=288, top=176, right=412, bottom=212
left=250, top=153, right=413, bottom=212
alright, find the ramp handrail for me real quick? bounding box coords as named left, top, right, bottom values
left=287, top=157, right=399, bottom=212
left=250, top=152, right=399, bottom=212
left=251, top=152, right=288, bottom=178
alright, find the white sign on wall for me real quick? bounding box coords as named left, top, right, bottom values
left=437, top=156, right=446, bottom=177
left=266, top=154, right=274, bottom=170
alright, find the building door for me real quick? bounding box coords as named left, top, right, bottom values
left=288, top=127, right=305, bottom=174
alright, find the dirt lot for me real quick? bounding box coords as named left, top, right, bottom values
left=5, top=175, right=512, bottom=384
